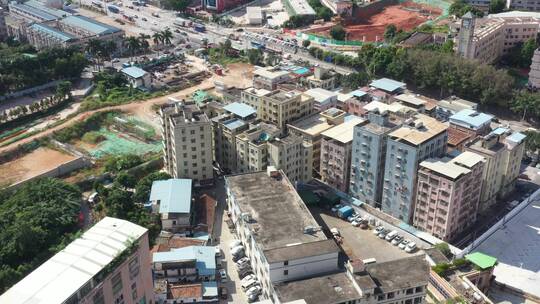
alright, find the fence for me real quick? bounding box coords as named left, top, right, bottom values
left=0, top=80, right=63, bottom=101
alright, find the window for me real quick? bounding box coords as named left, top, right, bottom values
left=112, top=272, right=123, bottom=295
left=406, top=288, right=414, bottom=295
left=283, top=270, right=288, bottom=275
left=129, top=257, right=140, bottom=280
left=284, top=260, right=289, bottom=266
left=388, top=292, right=395, bottom=299
left=93, top=289, right=105, bottom=304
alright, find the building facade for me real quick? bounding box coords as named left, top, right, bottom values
left=413, top=152, right=485, bottom=241
left=268, top=134, right=313, bottom=183
left=448, top=109, right=493, bottom=136
left=225, top=170, right=340, bottom=302
left=381, top=115, right=448, bottom=222
left=350, top=110, right=400, bottom=207
left=288, top=108, right=346, bottom=175
left=160, top=101, right=213, bottom=184
left=0, top=217, right=153, bottom=304
left=465, top=128, right=526, bottom=211
left=320, top=117, right=366, bottom=193
left=252, top=67, right=291, bottom=90
left=529, top=48, right=540, bottom=90
left=235, top=122, right=281, bottom=173
left=149, top=179, right=193, bottom=233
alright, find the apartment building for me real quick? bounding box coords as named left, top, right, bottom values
left=465, top=127, right=526, bottom=211
left=225, top=170, right=340, bottom=302
left=149, top=179, right=193, bottom=233
left=529, top=48, right=540, bottom=90
left=268, top=134, right=313, bottom=183
left=350, top=110, right=402, bottom=207
left=413, top=151, right=485, bottom=241
left=436, top=96, right=478, bottom=121
left=0, top=8, right=6, bottom=40
left=381, top=114, right=448, bottom=222
left=275, top=256, right=429, bottom=304
left=370, top=78, right=407, bottom=95
left=303, top=67, right=338, bottom=90
left=466, top=0, right=540, bottom=12
left=253, top=67, right=291, bottom=90
left=288, top=108, right=347, bottom=175
left=212, top=102, right=257, bottom=172
left=449, top=109, right=493, bottom=136
left=320, top=116, right=366, bottom=193
left=160, top=101, right=213, bottom=184
left=304, top=87, right=338, bottom=112
left=0, top=217, right=153, bottom=304
left=153, top=246, right=218, bottom=303
left=456, top=12, right=540, bottom=64
left=236, top=122, right=281, bottom=173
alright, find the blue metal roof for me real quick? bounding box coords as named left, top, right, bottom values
left=121, top=66, right=148, bottom=79
left=202, top=282, right=218, bottom=297
left=11, top=3, right=58, bottom=21
left=370, top=78, right=406, bottom=93
left=351, top=90, right=367, bottom=98
left=506, top=132, right=526, bottom=143
left=61, top=15, right=121, bottom=35
left=153, top=246, right=216, bottom=276
left=491, top=127, right=510, bottom=136
left=29, top=24, right=76, bottom=42
left=449, top=109, right=493, bottom=130
left=25, top=0, right=70, bottom=18
left=149, top=179, right=192, bottom=214
left=223, top=118, right=246, bottom=131
left=223, top=102, right=256, bottom=118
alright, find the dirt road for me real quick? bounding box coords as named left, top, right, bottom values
left=0, top=61, right=254, bottom=154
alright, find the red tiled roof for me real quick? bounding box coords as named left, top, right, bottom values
left=448, top=128, right=472, bottom=147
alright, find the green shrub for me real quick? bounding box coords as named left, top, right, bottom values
left=81, top=131, right=106, bottom=144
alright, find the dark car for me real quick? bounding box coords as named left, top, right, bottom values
left=219, top=287, right=228, bottom=300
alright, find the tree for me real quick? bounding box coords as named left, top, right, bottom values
left=511, top=89, right=540, bottom=120
left=302, top=40, right=311, bottom=48
left=134, top=171, right=172, bottom=203
left=165, top=0, right=190, bottom=12
left=104, top=154, right=143, bottom=173
left=434, top=242, right=453, bottom=258
left=123, top=36, right=141, bottom=60
left=247, top=48, right=263, bottom=65
left=161, top=28, right=173, bottom=46
left=521, top=38, right=538, bottom=67
left=138, top=33, right=150, bottom=53
left=489, top=0, right=505, bottom=13
left=152, top=32, right=162, bottom=47
left=329, top=25, right=346, bottom=41
left=0, top=178, right=81, bottom=292
left=55, top=80, right=72, bottom=101
left=265, top=52, right=281, bottom=66
left=449, top=0, right=484, bottom=17
left=340, top=72, right=369, bottom=89
left=384, top=24, right=397, bottom=41
left=116, top=171, right=137, bottom=189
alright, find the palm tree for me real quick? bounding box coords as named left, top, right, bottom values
left=123, top=36, right=141, bottom=61
left=138, top=33, right=151, bottom=54
left=102, top=40, right=117, bottom=65
left=152, top=32, right=163, bottom=55
left=86, top=39, right=103, bottom=70
left=161, top=28, right=173, bottom=46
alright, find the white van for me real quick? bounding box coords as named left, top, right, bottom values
left=385, top=230, right=398, bottom=241
left=231, top=245, right=244, bottom=257
left=241, top=278, right=258, bottom=291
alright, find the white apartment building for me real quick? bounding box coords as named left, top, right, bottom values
left=226, top=170, right=340, bottom=302
left=465, top=127, right=527, bottom=211
left=253, top=67, right=292, bottom=90
left=160, top=101, right=213, bottom=184
left=456, top=11, right=540, bottom=63
left=0, top=217, right=153, bottom=304
left=268, top=134, right=313, bottom=183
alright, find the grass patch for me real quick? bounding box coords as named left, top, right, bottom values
left=80, top=87, right=167, bottom=111
left=207, top=48, right=247, bottom=66
left=82, top=131, right=106, bottom=144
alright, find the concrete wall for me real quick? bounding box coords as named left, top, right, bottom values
left=0, top=80, right=63, bottom=101
left=269, top=251, right=339, bottom=283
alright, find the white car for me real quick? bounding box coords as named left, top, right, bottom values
left=373, top=226, right=384, bottom=235
left=405, top=242, right=417, bottom=253
left=246, top=284, right=262, bottom=296
left=391, top=235, right=403, bottom=246
left=351, top=221, right=360, bottom=227
left=398, top=240, right=410, bottom=250
left=219, top=269, right=227, bottom=283
left=215, top=246, right=221, bottom=257
left=241, top=274, right=256, bottom=285
left=229, top=240, right=242, bottom=249
left=236, top=257, right=250, bottom=266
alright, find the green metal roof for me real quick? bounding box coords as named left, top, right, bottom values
left=465, top=252, right=497, bottom=270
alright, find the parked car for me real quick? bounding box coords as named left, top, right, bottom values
left=141, top=17, right=147, bottom=21
left=378, top=229, right=390, bottom=239
left=351, top=220, right=360, bottom=227
left=219, top=287, right=228, bottom=300
left=232, top=252, right=245, bottom=262
left=247, top=293, right=259, bottom=303
left=229, top=240, right=242, bottom=249
left=237, top=263, right=251, bottom=271
left=330, top=228, right=340, bottom=236
left=385, top=230, right=398, bottom=241
left=215, top=246, right=221, bottom=257
left=405, top=242, right=417, bottom=253
left=246, top=285, right=262, bottom=296
left=373, top=226, right=384, bottom=235
left=241, top=278, right=259, bottom=291
left=347, top=215, right=356, bottom=222
left=359, top=219, right=368, bottom=229
left=238, top=269, right=253, bottom=279
left=398, top=239, right=410, bottom=250
left=111, top=58, right=120, bottom=63
left=241, top=274, right=256, bottom=284
left=219, top=269, right=227, bottom=283
left=236, top=257, right=250, bottom=266
left=391, top=235, right=403, bottom=245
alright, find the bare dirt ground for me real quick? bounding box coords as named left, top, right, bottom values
left=0, top=57, right=253, bottom=153
left=0, top=147, right=76, bottom=186
left=309, top=1, right=441, bottom=42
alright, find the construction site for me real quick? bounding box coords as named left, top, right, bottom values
left=306, top=0, right=444, bottom=42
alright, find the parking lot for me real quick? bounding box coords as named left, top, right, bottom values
left=310, top=207, right=424, bottom=263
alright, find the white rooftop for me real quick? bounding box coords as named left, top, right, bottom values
left=322, top=116, right=364, bottom=143
left=450, top=151, right=485, bottom=169
left=394, top=94, right=426, bottom=107
left=0, top=217, right=147, bottom=304
left=420, top=158, right=471, bottom=180
left=253, top=68, right=290, bottom=80
left=473, top=189, right=540, bottom=299
left=304, top=88, right=338, bottom=103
